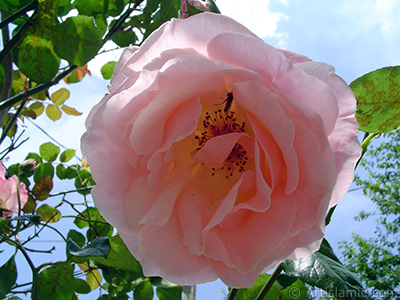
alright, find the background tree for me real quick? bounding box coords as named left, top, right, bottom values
left=340, top=129, right=400, bottom=300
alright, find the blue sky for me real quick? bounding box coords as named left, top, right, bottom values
left=2, top=0, right=399, bottom=299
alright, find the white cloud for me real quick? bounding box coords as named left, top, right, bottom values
left=216, top=0, right=288, bottom=40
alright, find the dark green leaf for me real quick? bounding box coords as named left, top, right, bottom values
left=56, top=164, right=77, bottom=180
left=72, top=235, right=143, bottom=274
left=11, top=214, right=41, bottom=225
left=276, top=274, right=298, bottom=290
left=39, top=142, right=60, bottom=162
left=57, top=0, right=74, bottom=16
left=73, top=278, right=91, bottom=294
left=282, top=239, right=365, bottom=300
left=108, top=0, right=125, bottom=16
left=134, top=281, right=154, bottom=300
left=74, top=0, right=108, bottom=16
left=156, top=286, right=182, bottom=300
left=37, top=262, right=74, bottom=300
left=111, top=27, right=137, bottom=47
left=36, top=204, right=61, bottom=222
left=100, top=61, right=117, bottom=80
left=33, top=163, right=54, bottom=182
left=67, top=229, right=86, bottom=247
left=352, top=66, right=400, bottom=133
left=52, top=16, right=103, bottom=66
left=0, top=255, right=17, bottom=298
left=67, top=237, right=110, bottom=258
left=60, top=149, right=76, bottom=163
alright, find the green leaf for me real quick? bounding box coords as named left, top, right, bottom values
left=17, top=30, right=60, bottom=83
left=74, top=0, right=108, bottom=16
left=156, top=286, right=182, bottom=300
left=74, top=168, right=95, bottom=195
left=352, top=65, right=400, bottom=133
left=108, top=0, right=125, bottom=16
left=33, top=163, right=54, bottom=182
left=67, top=237, right=110, bottom=258
left=73, top=278, right=91, bottom=294
left=67, top=229, right=86, bottom=247
left=52, top=16, right=103, bottom=66
left=60, top=149, right=76, bottom=163
left=51, top=88, right=70, bottom=105
left=235, top=273, right=310, bottom=300
left=46, top=104, right=62, bottom=121
left=61, top=105, right=83, bottom=116
left=39, top=142, right=60, bottom=162
left=37, top=204, right=61, bottom=222
left=32, top=175, right=53, bottom=200
left=25, top=152, right=43, bottom=165
left=0, top=255, right=17, bottom=298
left=72, top=235, right=143, bottom=274
left=37, top=262, right=75, bottom=300
left=56, top=164, right=77, bottom=180
left=134, top=281, right=154, bottom=300
left=57, top=0, right=74, bottom=16
left=282, top=239, right=365, bottom=300
left=100, top=61, right=117, bottom=80
left=111, top=26, right=137, bottom=47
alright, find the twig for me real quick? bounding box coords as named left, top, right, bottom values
left=0, top=0, right=37, bottom=29
left=226, top=288, right=238, bottom=300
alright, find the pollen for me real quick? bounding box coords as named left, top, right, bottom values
left=195, top=104, right=248, bottom=177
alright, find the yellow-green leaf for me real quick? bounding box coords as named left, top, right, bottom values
left=30, top=102, right=45, bottom=117
left=46, top=104, right=62, bottom=121
left=51, top=88, right=70, bottom=105
left=37, top=204, right=61, bottom=223
left=86, top=269, right=102, bottom=290
left=61, top=105, right=82, bottom=116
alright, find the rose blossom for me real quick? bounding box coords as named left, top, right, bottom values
left=0, top=163, right=28, bottom=217
left=81, top=13, right=361, bottom=287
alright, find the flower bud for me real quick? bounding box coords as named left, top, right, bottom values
left=19, top=159, right=37, bottom=177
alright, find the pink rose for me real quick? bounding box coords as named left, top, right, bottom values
left=0, top=163, right=28, bottom=217
left=81, top=13, right=361, bottom=287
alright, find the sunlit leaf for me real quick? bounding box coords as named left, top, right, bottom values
left=100, top=61, right=117, bottom=80
left=37, top=262, right=74, bottom=300
left=0, top=255, right=17, bottom=298
left=86, top=269, right=102, bottom=290
left=36, top=204, right=61, bottom=222
left=61, top=105, right=83, bottom=116
left=352, top=66, right=400, bottom=133
left=52, top=16, right=103, bottom=66
left=39, top=142, right=60, bottom=162
left=32, top=175, right=54, bottom=200
left=30, top=102, right=45, bottom=117
left=60, top=149, right=76, bottom=162
left=17, top=30, right=60, bottom=83
left=46, top=104, right=62, bottom=121
left=51, top=88, right=70, bottom=105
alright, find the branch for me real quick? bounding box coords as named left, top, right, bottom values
left=0, top=0, right=38, bottom=29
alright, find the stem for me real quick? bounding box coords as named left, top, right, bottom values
left=255, top=264, right=283, bottom=300
left=16, top=237, right=37, bottom=300
left=226, top=288, right=238, bottom=300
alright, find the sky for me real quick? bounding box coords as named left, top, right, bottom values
left=2, top=0, right=400, bottom=299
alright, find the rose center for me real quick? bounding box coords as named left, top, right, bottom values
left=195, top=94, right=249, bottom=178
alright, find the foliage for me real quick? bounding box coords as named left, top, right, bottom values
left=340, top=129, right=400, bottom=300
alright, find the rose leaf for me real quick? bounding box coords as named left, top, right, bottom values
left=352, top=65, right=400, bottom=133
left=0, top=255, right=17, bottom=298
left=282, top=239, right=366, bottom=300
